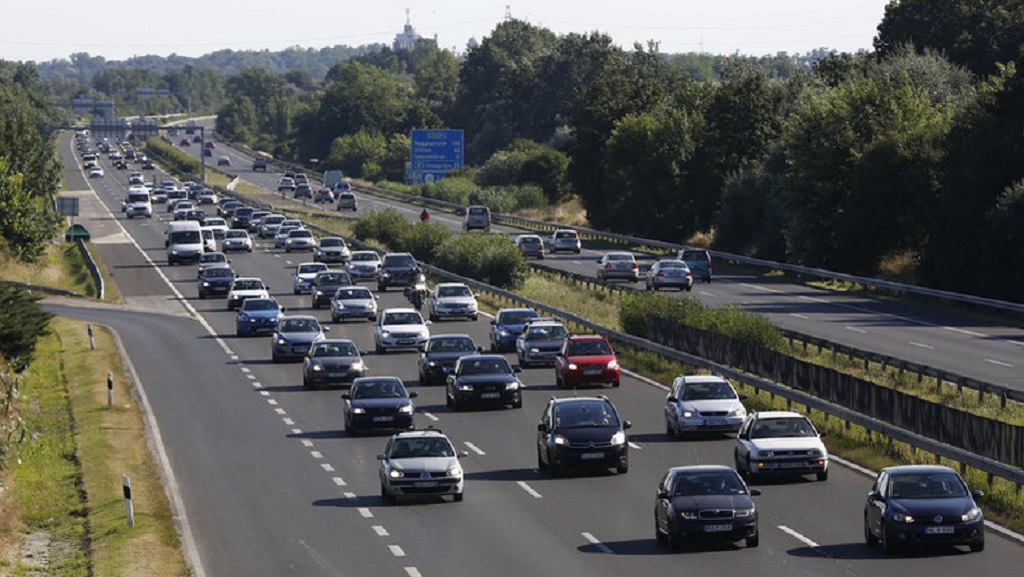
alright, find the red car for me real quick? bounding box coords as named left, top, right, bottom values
left=554, top=335, right=620, bottom=388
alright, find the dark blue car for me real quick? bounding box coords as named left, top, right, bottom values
left=197, top=264, right=235, bottom=299
left=235, top=297, right=284, bottom=337
left=488, top=308, right=539, bottom=352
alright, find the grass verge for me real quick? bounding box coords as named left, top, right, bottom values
left=1, top=319, right=188, bottom=575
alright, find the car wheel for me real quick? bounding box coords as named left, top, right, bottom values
left=655, top=517, right=668, bottom=545
left=198, top=292, right=205, bottom=299
left=864, top=516, right=878, bottom=547
left=513, top=397, right=522, bottom=409
left=272, top=354, right=280, bottom=363
left=970, top=537, right=985, bottom=552
left=816, top=470, right=829, bottom=482
left=555, top=374, right=563, bottom=389
left=612, top=380, right=620, bottom=388
left=746, top=531, right=760, bottom=548
left=332, top=314, right=339, bottom=322
left=617, top=461, right=629, bottom=475
left=446, top=392, right=454, bottom=409
left=537, top=447, right=547, bottom=471
left=685, top=285, right=692, bottom=292
left=293, top=288, right=299, bottom=295
left=302, top=376, right=310, bottom=389
left=377, top=284, right=386, bottom=292
left=312, top=301, right=319, bottom=309
left=375, top=342, right=383, bottom=354
left=453, top=492, right=464, bottom=502
left=667, top=418, right=676, bottom=437
left=668, top=524, right=683, bottom=550
left=247, top=247, right=252, bottom=253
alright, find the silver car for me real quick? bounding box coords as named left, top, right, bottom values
left=284, top=228, right=316, bottom=252
left=220, top=229, right=253, bottom=253
left=347, top=251, right=381, bottom=280
left=374, top=308, right=431, bottom=353
left=292, top=262, right=329, bottom=294
left=271, top=315, right=329, bottom=363
left=515, top=234, right=545, bottom=259
left=515, top=320, right=569, bottom=367
left=664, top=375, right=747, bottom=437
left=425, top=283, right=479, bottom=322
left=258, top=214, right=286, bottom=238
left=549, top=229, right=581, bottom=254
left=596, top=252, right=640, bottom=282
left=377, top=429, right=467, bottom=504
left=330, top=285, right=378, bottom=322
left=314, top=237, right=351, bottom=263
left=646, top=259, right=693, bottom=291
left=734, top=411, right=829, bottom=482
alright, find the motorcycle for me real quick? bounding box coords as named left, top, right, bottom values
left=404, top=272, right=428, bottom=310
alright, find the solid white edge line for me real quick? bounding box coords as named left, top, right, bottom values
left=778, top=525, right=819, bottom=547
left=581, top=532, right=614, bottom=554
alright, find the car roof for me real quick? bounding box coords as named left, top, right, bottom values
left=314, top=338, right=357, bottom=346
left=679, top=375, right=729, bottom=384
left=883, top=465, right=959, bottom=476
left=280, top=315, right=318, bottom=322
left=567, top=335, right=606, bottom=342
left=550, top=395, right=614, bottom=406
left=667, top=465, right=736, bottom=475
left=429, top=333, right=473, bottom=341
left=390, top=428, right=449, bottom=440
left=751, top=411, right=807, bottom=419
left=436, top=282, right=469, bottom=288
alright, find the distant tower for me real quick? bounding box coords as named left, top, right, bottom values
left=505, top=5, right=512, bottom=21
left=393, top=8, right=420, bottom=51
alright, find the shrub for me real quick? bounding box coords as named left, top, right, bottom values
left=434, top=233, right=529, bottom=289
left=403, top=221, right=454, bottom=262
left=0, top=285, right=53, bottom=372
left=352, top=208, right=411, bottom=249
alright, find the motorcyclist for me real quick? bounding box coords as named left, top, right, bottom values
left=404, top=270, right=428, bottom=310
left=420, top=208, right=430, bottom=222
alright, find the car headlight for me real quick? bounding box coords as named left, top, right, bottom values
left=399, top=405, right=413, bottom=414
left=753, top=449, right=774, bottom=458
left=610, top=431, right=626, bottom=446
left=352, top=361, right=365, bottom=371
left=446, top=463, right=462, bottom=477
left=962, top=507, right=982, bottom=522
left=567, top=362, right=578, bottom=370
left=388, top=467, right=404, bottom=478
left=679, top=408, right=694, bottom=418
left=730, top=407, right=747, bottom=417
left=505, top=381, right=520, bottom=390
left=276, top=338, right=287, bottom=345
left=607, top=360, right=619, bottom=369
left=679, top=510, right=697, bottom=520
left=497, top=329, right=509, bottom=337
left=315, top=290, right=324, bottom=296
left=381, top=272, right=392, bottom=278
left=333, top=301, right=345, bottom=309
left=311, top=364, right=323, bottom=372
left=352, top=407, right=366, bottom=414
left=202, top=282, right=211, bottom=287
left=458, top=382, right=473, bottom=391
left=893, top=512, right=915, bottom=523
left=380, top=331, right=391, bottom=338
left=734, top=507, right=755, bottom=518
left=529, top=347, right=540, bottom=353
left=427, top=361, right=437, bottom=367
left=553, top=435, right=568, bottom=446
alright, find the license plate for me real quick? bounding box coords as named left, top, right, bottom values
left=779, top=462, right=805, bottom=468
left=584, top=368, right=603, bottom=375
left=372, top=416, right=394, bottom=422
left=397, top=339, right=414, bottom=345
left=413, top=481, right=437, bottom=488
left=924, top=526, right=954, bottom=535
left=329, top=372, right=347, bottom=378
left=704, top=524, right=733, bottom=533
left=580, top=452, right=603, bottom=460
left=481, top=393, right=500, bottom=399
left=706, top=419, right=726, bottom=426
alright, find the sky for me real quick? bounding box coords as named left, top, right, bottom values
left=2, top=1, right=891, bottom=63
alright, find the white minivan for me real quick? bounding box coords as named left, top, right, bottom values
left=166, top=220, right=204, bottom=265
left=123, top=187, right=153, bottom=218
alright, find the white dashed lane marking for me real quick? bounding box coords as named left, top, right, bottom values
left=301, top=440, right=313, bottom=447
left=310, top=451, right=323, bottom=459
left=845, top=326, right=867, bottom=334
left=517, top=481, right=542, bottom=499
left=581, top=532, right=614, bottom=554
left=283, top=418, right=295, bottom=426
left=779, top=525, right=819, bottom=547
left=909, top=342, right=934, bottom=350
left=321, top=464, right=334, bottom=472
left=422, top=411, right=439, bottom=422
left=464, top=442, right=486, bottom=455
left=373, top=525, right=389, bottom=536
left=388, top=545, right=405, bottom=557
left=332, top=477, right=346, bottom=486
left=628, top=442, right=641, bottom=450
left=985, top=359, right=1013, bottom=367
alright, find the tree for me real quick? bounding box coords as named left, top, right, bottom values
left=0, top=284, right=53, bottom=372
left=476, top=139, right=570, bottom=203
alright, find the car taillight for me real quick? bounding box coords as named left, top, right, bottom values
left=657, top=272, right=665, bottom=277
left=631, top=263, right=637, bottom=269
left=605, top=264, right=612, bottom=269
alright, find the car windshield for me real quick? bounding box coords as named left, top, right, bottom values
left=606, top=253, right=634, bottom=261
left=681, top=382, right=737, bottom=401
left=682, top=250, right=707, bottom=260
left=298, top=264, right=327, bottom=275
left=243, top=299, right=278, bottom=311
left=317, top=273, right=346, bottom=285
left=199, top=253, right=225, bottom=263
left=351, top=253, right=379, bottom=263
left=438, top=285, right=472, bottom=298
left=280, top=319, right=320, bottom=333
left=525, top=325, right=568, bottom=340
left=566, top=339, right=611, bottom=356
left=353, top=379, right=405, bottom=399
left=320, top=238, right=345, bottom=247
left=498, top=310, right=538, bottom=325
left=672, top=471, right=747, bottom=496
left=383, top=255, right=415, bottom=267
left=226, top=231, right=247, bottom=239
left=384, top=312, right=423, bottom=325
left=389, top=437, right=453, bottom=459
left=289, top=230, right=312, bottom=238
left=658, top=261, right=687, bottom=269
left=310, top=342, right=357, bottom=358
left=750, top=417, right=815, bottom=439
left=335, top=288, right=372, bottom=300
left=890, top=473, right=968, bottom=499
left=459, top=358, right=511, bottom=375
left=519, top=237, right=541, bottom=245
left=428, top=337, right=476, bottom=353
left=205, top=268, right=233, bottom=278
left=555, top=231, right=576, bottom=239
left=555, top=402, right=618, bottom=428
left=469, top=207, right=487, bottom=215
left=234, top=280, right=263, bottom=290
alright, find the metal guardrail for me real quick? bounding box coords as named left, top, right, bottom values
left=76, top=238, right=104, bottom=300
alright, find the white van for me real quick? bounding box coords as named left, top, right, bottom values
left=464, top=205, right=491, bottom=231
left=124, top=188, right=153, bottom=218
left=166, top=221, right=204, bottom=265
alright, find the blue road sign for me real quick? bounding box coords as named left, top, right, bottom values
left=410, top=129, right=463, bottom=175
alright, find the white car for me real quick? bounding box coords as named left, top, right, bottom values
left=377, top=429, right=466, bottom=504
left=220, top=229, right=253, bottom=253
left=274, top=225, right=299, bottom=248
left=198, top=189, right=219, bottom=205
left=88, top=166, right=104, bottom=178
left=549, top=229, right=581, bottom=253
left=203, top=217, right=229, bottom=240
left=173, top=201, right=195, bottom=220
left=314, top=237, right=351, bottom=263
left=374, top=308, right=431, bottom=353
left=200, top=227, right=217, bottom=252
left=664, top=375, right=747, bottom=437
left=128, top=171, right=144, bottom=185
left=277, top=177, right=295, bottom=191
left=733, top=411, right=829, bottom=482
left=596, top=251, right=640, bottom=282
left=284, top=228, right=316, bottom=252
left=258, top=214, right=286, bottom=238
left=292, top=262, right=329, bottom=294
left=226, top=277, right=270, bottom=311
left=425, top=283, right=479, bottom=322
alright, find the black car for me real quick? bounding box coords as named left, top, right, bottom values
left=311, top=270, right=353, bottom=309
left=342, top=377, right=417, bottom=435
left=445, top=355, right=523, bottom=410
left=536, top=396, right=630, bottom=476
left=654, top=465, right=760, bottom=549
left=197, top=264, right=235, bottom=299
left=377, top=252, right=419, bottom=292
left=302, top=339, right=366, bottom=389
left=231, top=206, right=254, bottom=229
left=864, top=465, right=985, bottom=553
left=418, top=334, right=480, bottom=387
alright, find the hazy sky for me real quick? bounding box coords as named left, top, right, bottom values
left=2, top=1, right=891, bottom=63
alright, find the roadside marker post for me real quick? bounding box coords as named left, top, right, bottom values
left=107, top=372, right=113, bottom=406
left=123, top=475, right=134, bottom=527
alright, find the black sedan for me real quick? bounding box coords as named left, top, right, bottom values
left=342, top=377, right=417, bottom=436
left=445, top=355, right=523, bottom=411
left=302, top=339, right=367, bottom=389
left=864, top=465, right=985, bottom=553
left=197, top=264, right=235, bottom=299
left=536, top=396, right=630, bottom=476
left=418, top=334, right=480, bottom=387
left=654, top=465, right=760, bottom=549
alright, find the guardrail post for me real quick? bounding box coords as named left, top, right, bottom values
left=87, top=323, right=94, bottom=350
left=1000, top=391, right=1007, bottom=409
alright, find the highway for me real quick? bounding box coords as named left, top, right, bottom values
left=182, top=133, right=1024, bottom=393
left=50, top=133, right=1024, bottom=576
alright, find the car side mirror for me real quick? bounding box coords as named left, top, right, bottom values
left=972, top=489, right=984, bottom=499
left=595, top=259, right=601, bottom=263
left=667, top=396, right=677, bottom=402
left=341, top=393, right=350, bottom=400
left=868, top=490, right=882, bottom=502
left=323, top=326, right=330, bottom=332
left=512, top=366, right=522, bottom=373
left=657, top=491, right=670, bottom=500
left=376, top=454, right=387, bottom=461
left=408, top=391, right=418, bottom=398
left=490, top=320, right=496, bottom=326
left=424, top=320, right=432, bottom=326
left=457, top=451, right=469, bottom=459
left=537, top=423, right=548, bottom=433
left=818, top=430, right=828, bottom=437
left=749, top=489, right=762, bottom=497
left=738, top=394, right=748, bottom=400
left=281, top=306, right=287, bottom=312
left=623, top=421, right=632, bottom=430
